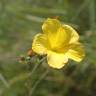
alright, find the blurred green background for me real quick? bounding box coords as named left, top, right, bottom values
left=0, top=0, right=96, bottom=96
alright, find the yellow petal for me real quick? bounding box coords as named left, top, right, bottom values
left=47, top=51, right=68, bottom=69
left=42, top=18, right=71, bottom=49
left=63, top=24, right=79, bottom=44
left=66, top=43, right=85, bottom=62
left=50, top=27, right=71, bottom=49
left=42, top=18, right=61, bottom=48
left=32, top=33, right=48, bottom=55
left=42, top=18, right=61, bottom=34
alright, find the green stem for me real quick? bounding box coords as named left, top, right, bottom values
left=10, top=57, right=46, bottom=85
left=0, top=57, right=46, bottom=95
left=29, top=69, right=49, bottom=96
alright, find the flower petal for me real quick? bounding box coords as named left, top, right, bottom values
left=32, top=33, right=48, bottom=55
left=63, top=24, right=79, bottom=43
left=47, top=51, right=68, bottom=69
left=42, top=18, right=71, bottom=49
left=42, top=18, right=61, bottom=34
left=66, top=43, right=85, bottom=62
left=49, top=27, right=72, bottom=50
left=42, top=18, right=61, bottom=48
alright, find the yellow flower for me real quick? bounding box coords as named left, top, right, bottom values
left=32, top=18, right=85, bottom=69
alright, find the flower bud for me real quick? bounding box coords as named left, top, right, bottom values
left=19, top=55, right=25, bottom=63
left=27, top=49, right=34, bottom=57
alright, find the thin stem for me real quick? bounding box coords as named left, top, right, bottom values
left=29, top=69, right=49, bottom=96
left=0, top=73, right=10, bottom=88
left=0, top=57, right=46, bottom=95
left=9, top=57, right=46, bottom=85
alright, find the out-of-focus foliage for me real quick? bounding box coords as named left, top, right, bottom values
left=0, top=0, right=96, bottom=96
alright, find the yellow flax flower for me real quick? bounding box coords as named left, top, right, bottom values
left=32, top=18, right=85, bottom=69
